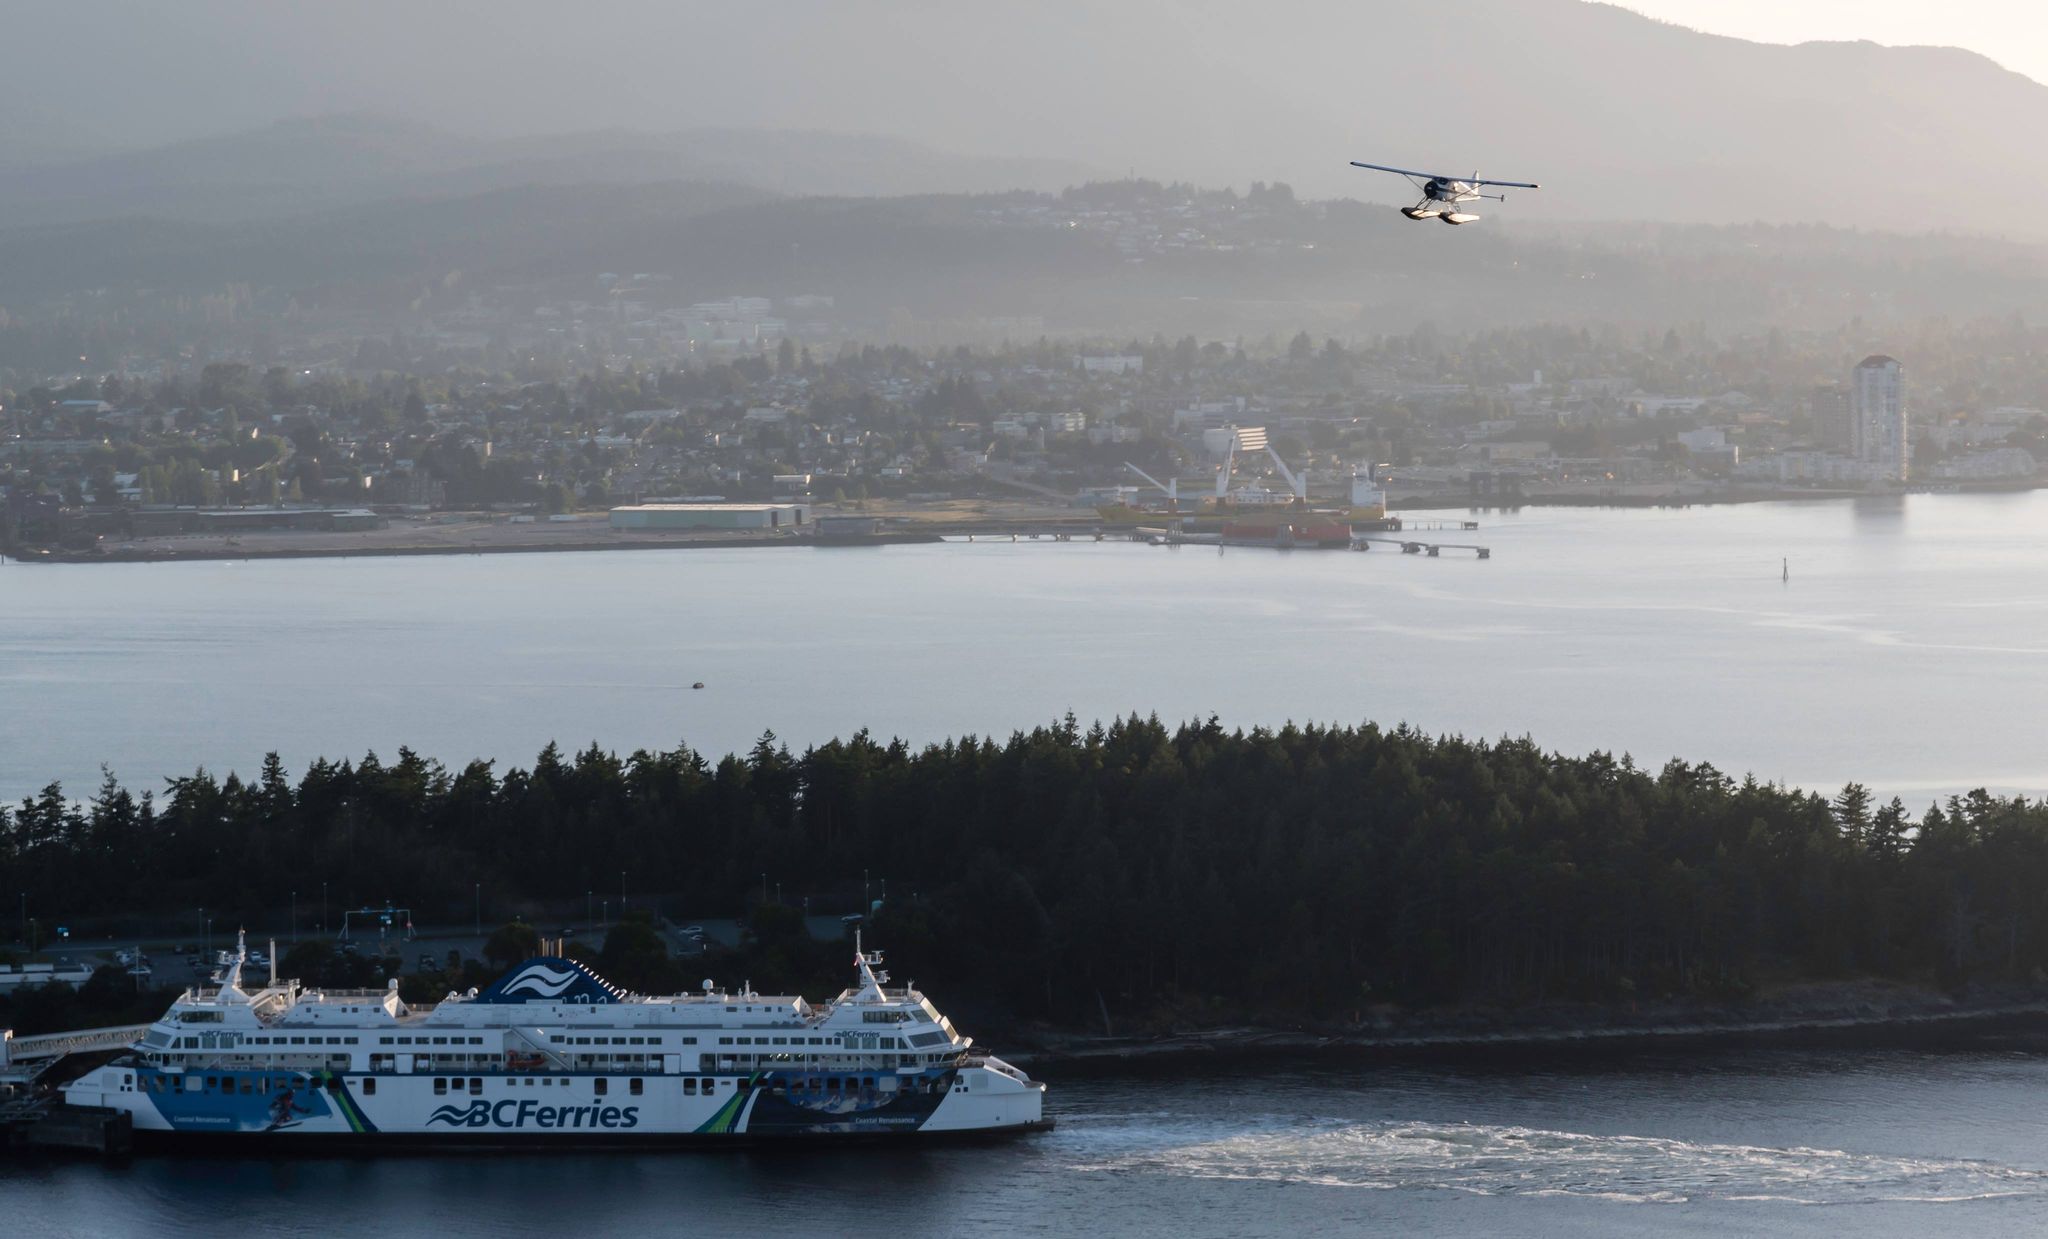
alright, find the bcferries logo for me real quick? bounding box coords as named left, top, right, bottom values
left=427, top=1099, right=642, bottom=1130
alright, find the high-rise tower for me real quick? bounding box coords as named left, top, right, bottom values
left=1850, top=355, right=1907, bottom=481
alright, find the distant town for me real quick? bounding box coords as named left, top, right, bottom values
left=5, top=253, right=2047, bottom=558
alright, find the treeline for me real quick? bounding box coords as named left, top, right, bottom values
left=6, top=718, right=2048, bottom=1026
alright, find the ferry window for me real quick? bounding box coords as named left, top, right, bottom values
left=240, top=1078, right=254, bottom=1094
left=595, top=1079, right=608, bottom=1096
left=629, top=1079, right=643, bottom=1096
left=737, top=1078, right=751, bottom=1092
left=576, top=1037, right=590, bottom=1046
left=433, top=1037, right=448, bottom=1046
left=701, top=1078, right=715, bottom=1091
left=469, top=1078, right=482, bottom=1095
left=773, top=1037, right=786, bottom=1045
left=543, top=1078, right=553, bottom=1087
left=682, top=1037, right=696, bottom=1045
left=290, top=1037, right=305, bottom=1045
left=718, top=1037, right=732, bottom=1046
left=345, top=1038, right=358, bottom=1045
left=363, top=1079, right=376, bottom=1095
left=683, top=1079, right=697, bottom=1095
left=434, top=1078, right=447, bottom=1095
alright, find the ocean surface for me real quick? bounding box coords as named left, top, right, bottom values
left=5, top=491, right=2048, bottom=805
left=9, top=1047, right=2048, bottom=1236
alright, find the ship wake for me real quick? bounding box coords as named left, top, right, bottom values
left=1068, top=1117, right=2048, bottom=1205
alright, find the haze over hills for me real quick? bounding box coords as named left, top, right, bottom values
left=0, top=117, right=1103, bottom=226
left=4, top=0, right=2047, bottom=236
left=4, top=179, right=2044, bottom=352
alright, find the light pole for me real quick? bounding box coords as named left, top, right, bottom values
left=291, top=890, right=298, bottom=944
left=321, top=882, right=328, bottom=936
left=601, top=899, right=608, bottom=928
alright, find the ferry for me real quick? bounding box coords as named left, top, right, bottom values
left=63, top=932, right=1049, bottom=1148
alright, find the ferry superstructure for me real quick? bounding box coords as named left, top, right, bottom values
left=64, top=933, right=1048, bottom=1146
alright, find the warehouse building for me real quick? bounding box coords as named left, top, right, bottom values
left=609, top=502, right=810, bottom=531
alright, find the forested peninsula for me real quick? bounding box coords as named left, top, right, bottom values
left=7, top=717, right=2048, bottom=1043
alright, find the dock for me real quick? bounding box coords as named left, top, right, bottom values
left=1352, top=536, right=1492, bottom=559
left=1, top=1101, right=131, bottom=1155
left=1, top=1024, right=149, bottom=1156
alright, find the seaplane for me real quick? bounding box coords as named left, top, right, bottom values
left=1348, top=160, right=1540, bottom=225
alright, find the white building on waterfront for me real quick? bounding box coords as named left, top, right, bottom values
left=1851, top=355, right=1908, bottom=482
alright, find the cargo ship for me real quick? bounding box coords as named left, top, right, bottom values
left=63, top=933, right=1049, bottom=1148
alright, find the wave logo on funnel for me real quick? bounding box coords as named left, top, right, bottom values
left=474, top=956, right=627, bottom=1004
left=500, top=964, right=581, bottom=998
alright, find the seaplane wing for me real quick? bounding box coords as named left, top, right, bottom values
left=1348, top=161, right=1439, bottom=182
left=1348, top=161, right=1539, bottom=190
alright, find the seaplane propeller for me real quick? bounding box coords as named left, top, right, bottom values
left=1348, top=160, right=1540, bottom=226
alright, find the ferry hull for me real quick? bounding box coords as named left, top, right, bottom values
left=128, top=1118, right=1056, bottom=1154
left=71, top=1060, right=1046, bottom=1148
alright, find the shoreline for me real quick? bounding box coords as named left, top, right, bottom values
left=1011, top=981, right=2048, bottom=1072
left=9, top=481, right=2046, bottom=565
left=5, top=531, right=943, bottom=565
left=1390, top=477, right=2044, bottom=512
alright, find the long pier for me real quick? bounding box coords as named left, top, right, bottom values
left=1352, top=537, right=1492, bottom=559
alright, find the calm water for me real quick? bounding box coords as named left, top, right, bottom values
left=8, top=1049, right=2048, bottom=1236
left=4, top=491, right=2048, bottom=804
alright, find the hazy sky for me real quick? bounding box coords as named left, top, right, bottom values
left=5, top=0, right=2045, bottom=172
left=1620, top=2, right=2048, bottom=85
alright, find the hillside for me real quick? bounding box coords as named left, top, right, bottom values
left=4, top=3, right=2046, bottom=236
left=2, top=179, right=2042, bottom=339
left=0, top=116, right=1104, bottom=226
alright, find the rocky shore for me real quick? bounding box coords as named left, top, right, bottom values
left=1010, top=979, right=2048, bottom=1072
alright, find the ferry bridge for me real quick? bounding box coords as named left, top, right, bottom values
left=2, top=1024, right=150, bottom=1078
